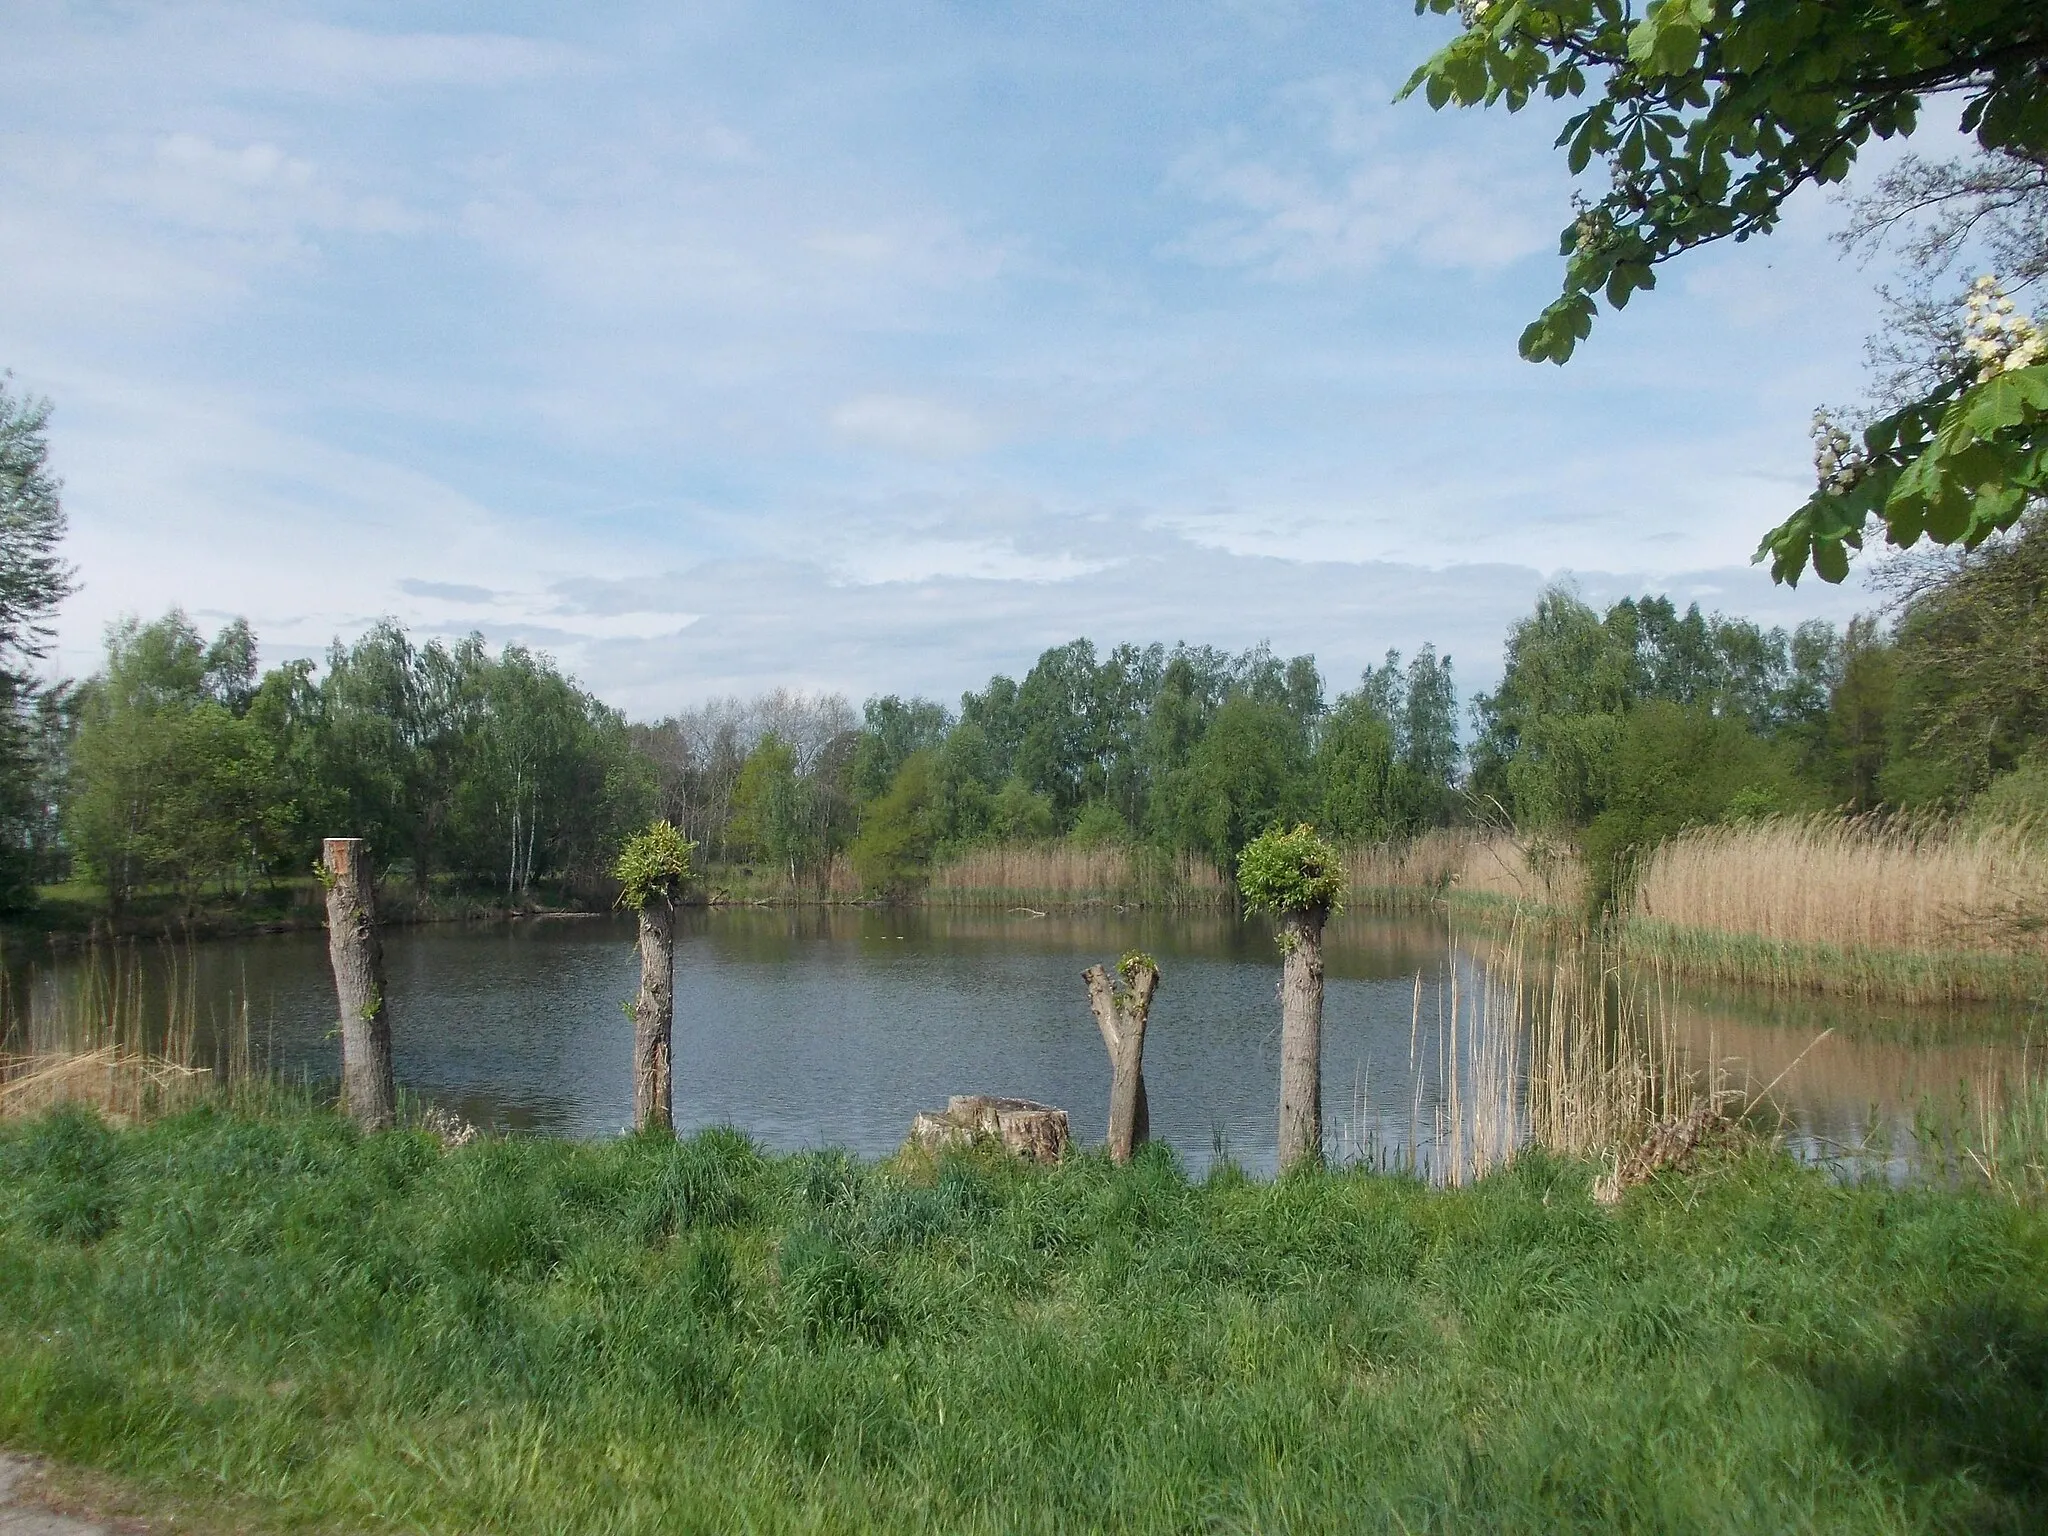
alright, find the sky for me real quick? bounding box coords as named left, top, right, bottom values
left=3, top=0, right=1936, bottom=719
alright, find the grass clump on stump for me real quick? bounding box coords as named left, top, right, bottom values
left=616, top=821, right=695, bottom=1134
left=1238, top=824, right=1344, bottom=1173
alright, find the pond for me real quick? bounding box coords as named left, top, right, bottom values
left=3, top=908, right=2040, bottom=1177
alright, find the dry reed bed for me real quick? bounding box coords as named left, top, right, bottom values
left=926, top=845, right=1229, bottom=908
left=0, top=1046, right=211, bottom=1124
left=1346, top=830, right=1585, bottom=912
left=1635, top=816, right=2048, bottom=955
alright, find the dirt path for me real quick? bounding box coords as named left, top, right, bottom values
left=0, top=1455, right=110, bottom=1536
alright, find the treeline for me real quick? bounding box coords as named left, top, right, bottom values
left=1470, top=509, right=2048, bottom=904
left=630, top=640, right=1461, bottom=896
left=35, top=613, right=650, bottom=911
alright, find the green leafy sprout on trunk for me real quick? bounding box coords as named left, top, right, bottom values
left=615, top=820, right=695, bottom=910
left=1236, top=824, right=1345, bottom=919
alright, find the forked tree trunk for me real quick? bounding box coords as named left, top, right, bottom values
left=1277, top=908, right=1326, bottom=1172
left=1083, top=958, right=1158, bottom=1163
left=632, top=899, right=676, bottom=1133
left=323, top=838, right=395, bottom=1131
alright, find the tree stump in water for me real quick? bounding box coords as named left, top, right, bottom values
left=908, top=1095, right=1069, bottom=1164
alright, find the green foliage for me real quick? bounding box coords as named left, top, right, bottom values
left=1472, top=587, right=1843, bottom=831
left=1886, top=511, right=2048, bottom=802
left=5, top=1105, right=2048, bottom=1530
left=1159, top=697, right=1310, bottom=868
left=1236, top=823, right=1345, bottom=918
left=987, top=777, right=1055, bottom=843
left=1315, top=646, right=1460, bottom=841
left=1066, top=800, right=1129, bottom=849
left=1970, top=759, right=2048, bottom=839
left=1404, top=1, right=2048, bottom=578
left=1582, top=700, right=1806, bottom=911
left=850, top=750, right=938, bottom=898
left=1760, top=364, right=2048, bottom=584
left=1405, top=0, right=2044, bottom=362
left=56, top=609, right=653, bottom=912
left=849, top=696, right=950, bottom=804
left=614, top=821, right=694, bottom=910
left=65, top=613, right=293, bottom=911
left=0, top=379, right=74, bottom=907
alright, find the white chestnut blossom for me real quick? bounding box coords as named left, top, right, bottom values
left=1962, top=275, right=2046, bottom=384
left=1810, top=409, right=1864, bottom=496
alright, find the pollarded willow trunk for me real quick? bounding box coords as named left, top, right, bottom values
left=1276, top=908, right=1326, bottom=1172
left=323, top=837, right=395, bottom=1131
left=1083, top=958, right=1158, bottom=1163
left=632, top=898, right=676, bottom=1133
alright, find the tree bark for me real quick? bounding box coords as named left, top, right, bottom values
left=1083, top=958, right=1158, bottom=1164
left=1277, top=908, right=1325, bottom=1172
left=632, top=898, right=676, bottom=1133
left=322, top=837, right=395, bottom=1131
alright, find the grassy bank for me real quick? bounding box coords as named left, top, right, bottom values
left=2, top=1102, right=2047, bottom=1534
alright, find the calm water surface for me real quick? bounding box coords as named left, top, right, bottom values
left=5, top=909, right=2040, bottom=1176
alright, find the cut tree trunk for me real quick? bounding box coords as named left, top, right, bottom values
left=1083, top=959, right=1158, bottom=1163
left=1277, top=908, right=1325, bottom=1172
left=907, top=1096, right=1069, bottom=1164
left=632, top=899, right=676, bottom=1133
left=322, top=838, right=395, bottom=1131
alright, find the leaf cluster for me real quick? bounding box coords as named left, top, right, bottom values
left=1235, top=823, right=1346, bottom=918
left=615, top=820, right=695, bottom=909
left=1757, top=363, right=2048, bottom=583
left=1405, top=0, right=2047, bottom=365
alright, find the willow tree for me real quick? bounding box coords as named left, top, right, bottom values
left=1238, top=824, right=1345, bottom=1172
left=615, top=820, right=694, bottom=1133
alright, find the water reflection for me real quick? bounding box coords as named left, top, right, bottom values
left=2, top=909, right=2040, bottom=1178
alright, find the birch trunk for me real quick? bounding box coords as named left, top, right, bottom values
left=1277, top=909, right=1325, bottom=1172
left=323, top=838, right=395, bottom=1131
left=632, top=898, right=676, bottom=1133
left=1083, top=959, right=1158, bottom=1163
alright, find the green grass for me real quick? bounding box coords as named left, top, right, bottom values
left=3, top=1104, right=2047, bottom=1533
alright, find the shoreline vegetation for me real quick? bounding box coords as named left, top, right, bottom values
left=5, top=852, right=2045, bottom=1529
left=10, top=812, right=2046, bottom=1007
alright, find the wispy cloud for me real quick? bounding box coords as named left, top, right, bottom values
left=1168, top=75, right=1559, bottom=278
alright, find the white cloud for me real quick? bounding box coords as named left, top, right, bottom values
left=829, top=394, right=995, bottom=458
left=832, top=537, right=1107, bottom=585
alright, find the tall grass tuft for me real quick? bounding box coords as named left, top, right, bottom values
left=1398, top=920, right=1702, bottom=1184
left=0, top=938, right=259, bottom=1123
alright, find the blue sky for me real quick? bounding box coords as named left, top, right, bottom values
left=4, top=0, right=1922, bottom=717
